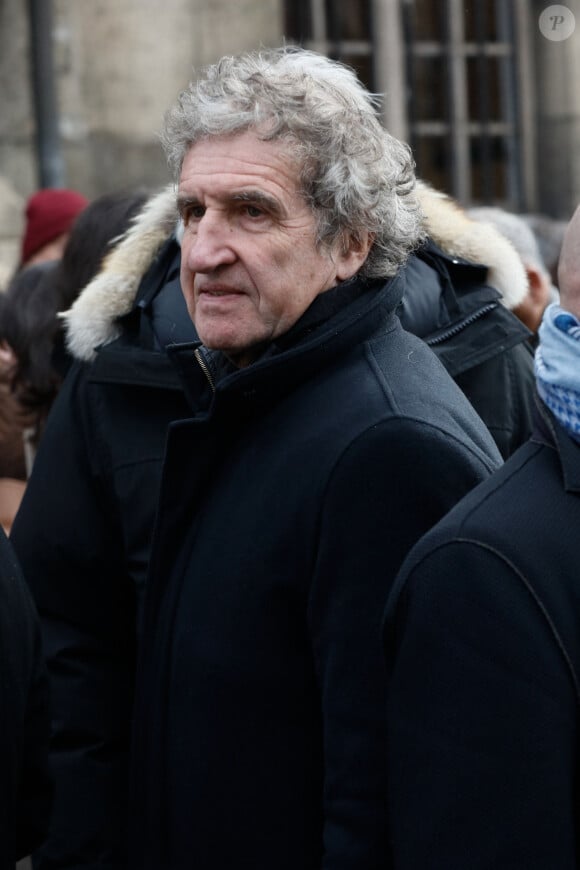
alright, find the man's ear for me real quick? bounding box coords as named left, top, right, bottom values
left=527, top=265, right=551, bottom=309
left=513, top=264, right=551, bottom=333
left=335, top=233, right=374, bottom=281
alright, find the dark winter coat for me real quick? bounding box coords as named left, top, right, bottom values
left=11, top=243, right=192, bottom=869
left=383, top=398, right=580, bottom=869
left=125, top=271, right=502, bottom=869
left=0, top=528, right=51, bottom=869
left=400, top=240, right=535, bottom=459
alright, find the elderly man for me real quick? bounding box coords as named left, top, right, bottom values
left=13, top=48, right=501, bottom=869
left=383, top=204, right=580, bottom=868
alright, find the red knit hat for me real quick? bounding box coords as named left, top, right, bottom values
left=21, top=188, right=89, bottom=264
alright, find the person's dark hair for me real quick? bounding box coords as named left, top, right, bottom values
left=0, top=189, right=150, bottom=434
left=0, top=262, right=60, bottom=423
left=52, top=188, right=150, bottom=311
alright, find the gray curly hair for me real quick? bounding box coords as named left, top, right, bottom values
left=161, top=47, right=424, bottom=278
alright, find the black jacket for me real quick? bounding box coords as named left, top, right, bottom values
left=11, top=244, right=193, bottom=869
left=13, top=260, right=501, bottom=869
left=400, top=240, right=535, bottom=459
left=0, top=527, right=51, bottom=869
left=129, top=271, right=502, bottom=868
left=383, top=399, right=580, bottom=869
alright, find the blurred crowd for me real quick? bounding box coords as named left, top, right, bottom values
left=0, top=187, right=149, bottom=530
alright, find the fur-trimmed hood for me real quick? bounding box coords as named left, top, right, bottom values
left=64, top=182, right=529, bottom=362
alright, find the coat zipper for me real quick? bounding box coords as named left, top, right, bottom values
left=194, top=347, right=216, bottom=392
left=425, top=302, right=498, bottom=347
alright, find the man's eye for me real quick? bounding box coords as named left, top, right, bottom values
left=245, top=204, right=264, bottom=218
left=180, top=204, right=205, bottom=226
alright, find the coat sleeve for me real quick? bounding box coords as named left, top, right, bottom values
left=383, top=539, right=578, bottom=870
left=10, top=362, right=135, bottom=870
left=307, top=419, right=495, bottom=869
left=0, top=529, right=52, bottom=862
left=454, top=339, right=536, bottom=460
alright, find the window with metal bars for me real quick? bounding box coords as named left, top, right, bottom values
left=284, top=0, right=374, bottom=91
left=284, top=0, right=535, bottom=211
left=401, top=0, right=533, bottom=209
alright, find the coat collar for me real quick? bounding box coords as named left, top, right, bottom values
left=532, top=394, right=580, bottom=493
left=165, top=274, right=403, bottom=414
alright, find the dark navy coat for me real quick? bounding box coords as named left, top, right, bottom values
left=400, top=239, right=535, bottom=459
left=11, top=244, right=194, bottom=868
left=127, top=274, right=501, bottom=868
left=384, top=399, right=580, bottom=869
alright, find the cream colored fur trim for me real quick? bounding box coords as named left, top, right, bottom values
left=64, top=185, right=178, bottom=361
left=417, top=182, right=528, bottom=310
left=66, top=181, right=528, bottom=361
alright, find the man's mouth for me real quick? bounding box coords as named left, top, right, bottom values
left=198, top=285, right=243, bottom=297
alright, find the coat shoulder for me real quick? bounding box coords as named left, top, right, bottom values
left=388, top=437, right=580, bottom=687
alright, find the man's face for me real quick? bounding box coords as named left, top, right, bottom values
left=178, top=130, right=368, bottom=366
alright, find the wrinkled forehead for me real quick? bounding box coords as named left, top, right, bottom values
left=181, top=128, right=306, bottom=187
left=177, top=131, right=316, bottom=220
left=188, top=119, right=301, bottom=159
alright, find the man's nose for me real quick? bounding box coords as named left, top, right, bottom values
left=185, top=211, right=236, bottom=273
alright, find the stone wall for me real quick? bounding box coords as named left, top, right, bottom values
left=533, top=0, right=580, bottom=219
left=55, top=0, right=283, bottom=197
left=0, top=0, right=37, bottom=200
left=0, top=177, right=24, bottom=285
left=7, top=0, right=580, bottom=248
left=0, top=0, right=283, bottom=267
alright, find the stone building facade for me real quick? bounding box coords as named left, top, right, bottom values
left=0, top=0, right=282, bottom=275
left=1, top=0, right=580, bottom=276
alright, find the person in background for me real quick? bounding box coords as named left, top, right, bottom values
left=50, top=188, right=150, bottom=314
left=469, top=205, right=557, bottom=337
left=4, top=189, right=149, bottom=450
left=12, top=46, right=501, bottom=869
left=0, top=264, right=59, bottom=466
left=0, top=190, right=148, bottom=530
left=0, top=186, right=89, bottom=513
left=19, top=188, right=88, bottom=270
left=0, top=264, right=56, bottom=529
left=383, top=203, right=580, bottom=869
left=402, top=188, right=535, bottom=458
